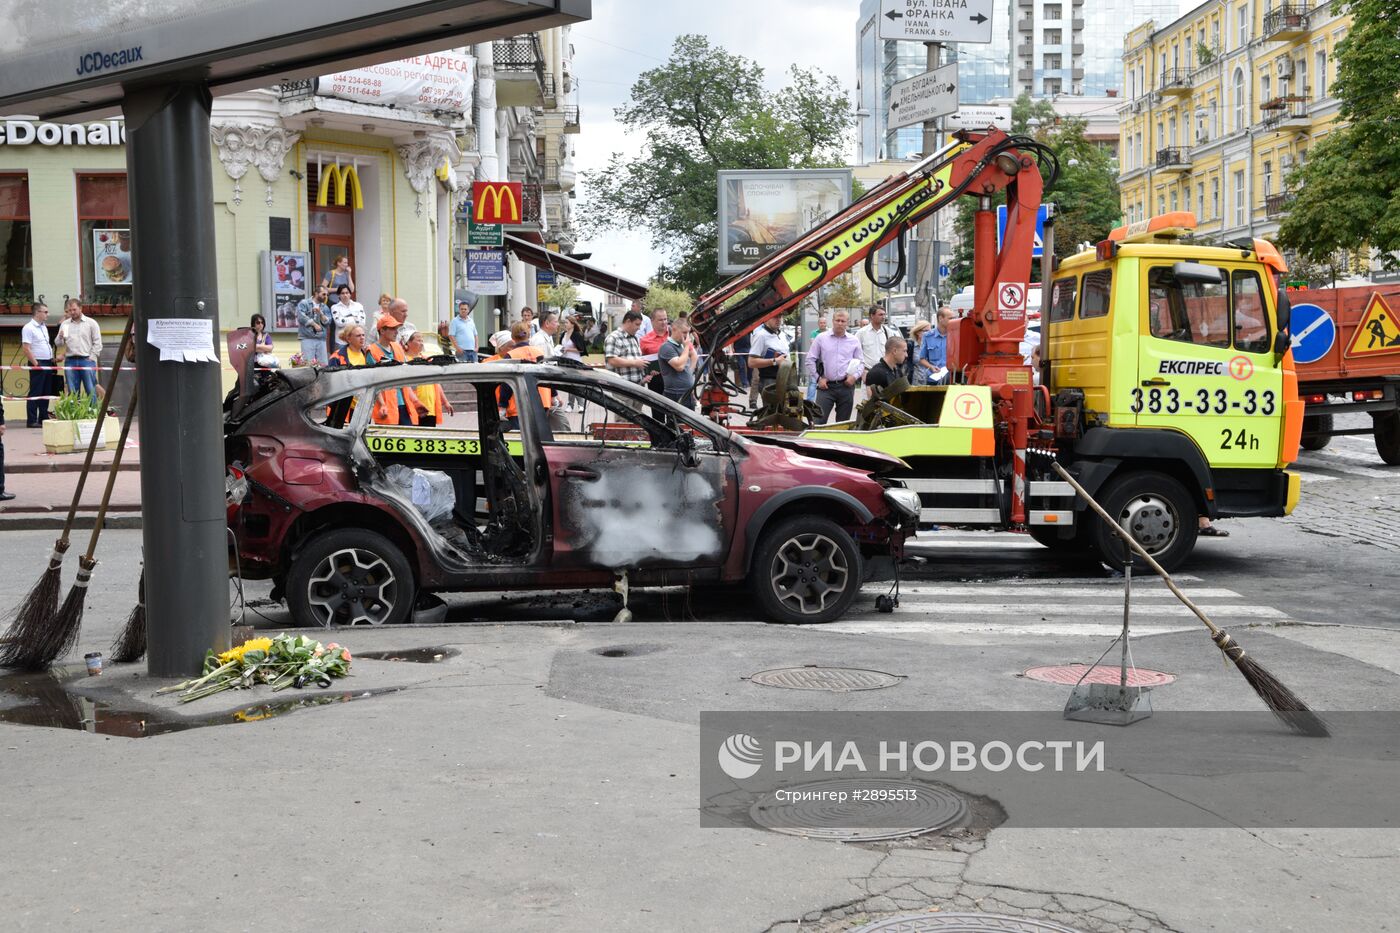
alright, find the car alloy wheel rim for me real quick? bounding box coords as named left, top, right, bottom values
left=1117, top=493, right=1177, bottom=556
left=307, top=548, right=398, bottom=626
left=771, top=532, right=849, bottom=615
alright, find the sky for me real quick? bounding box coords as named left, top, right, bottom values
left=567, top=0, right=1203, bottom=296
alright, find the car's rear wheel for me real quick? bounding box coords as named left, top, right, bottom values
left=1087, top=472, right=1197, bottom=573
left=287, top=528, right=414, bottom=627
left=751, top=516, right=862, bottom=625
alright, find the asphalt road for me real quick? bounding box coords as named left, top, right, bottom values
left=2, top=419, right=1399, bottom=932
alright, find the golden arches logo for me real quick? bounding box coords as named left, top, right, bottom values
left=472, top=181, right=522, bottom=224
left=317, top=164, right=364, bottom=209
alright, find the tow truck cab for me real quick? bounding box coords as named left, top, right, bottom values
left=1047, top=215, right=1303, bottom=528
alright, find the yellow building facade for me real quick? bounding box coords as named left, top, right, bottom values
left=1118, top=2, right=1349, bottom=243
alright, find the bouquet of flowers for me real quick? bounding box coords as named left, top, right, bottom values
left=159, top=634, right=352, bottom=703
left=288, top=351, right=308, bottom=368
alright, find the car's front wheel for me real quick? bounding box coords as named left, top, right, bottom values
left=287, top=528, right=415, bottom=627
left=751, top=515, right=862, bottom=625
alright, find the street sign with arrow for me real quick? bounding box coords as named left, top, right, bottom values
left=878, top=0, right=995, bottom=44
left=887, top=61, right=960, bottom=131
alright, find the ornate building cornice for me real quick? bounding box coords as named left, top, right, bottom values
left=210, top=123, right=301, bottom=207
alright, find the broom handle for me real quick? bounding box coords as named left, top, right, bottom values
left=59, top=315, right=136, bottom=543
left=1051, top=462, right=1224, bottom=638
left=81, top=383, right=139, bottom=563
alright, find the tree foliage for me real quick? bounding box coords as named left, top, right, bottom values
left=1276, top=0, right=1400, bottom=267
left=821, top=274, right=864, bottom=309
left=539, top=277, right=579, bottom=312
left=642, top=282, right=695, bottom=319
left=579, top=35, right=853, bottom=296
left=948, top=99, right=1120, bottom=290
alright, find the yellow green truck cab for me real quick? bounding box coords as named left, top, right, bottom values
left=801, top=218, right=1304, bottom=571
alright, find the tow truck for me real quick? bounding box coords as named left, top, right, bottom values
left=688, top=131, right=1303, bottom=570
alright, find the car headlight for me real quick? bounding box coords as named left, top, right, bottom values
left=883, top=487, right=921, bottom=519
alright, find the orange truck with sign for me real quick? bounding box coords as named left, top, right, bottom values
left=1280, top=284, right=1400, bottom=463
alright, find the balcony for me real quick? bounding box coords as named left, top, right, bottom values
left=1156, top=147, right=1192, bottom=172
left=1071, top=68, right=1085, bottom=80
left=279, top=79, right=314, bottom=101
left=1159, top=68, right=1192, bottom=95
left=494, top=35, right=551, bottom=108
left=1018, top=67, right=1034, bottom=82
left=1017, top=0, right=1033, bottom=7
left=1072, top=18, right=1085, bottom=30
left=503, top=181, right=542, bottom=227
left=541, top=158, right=575, bottom=193
left=1072, top=43, right=1085, bottom=55
left=1260, top=86, right=1310, bottom=110
left=1018, top=18, right=1034, bottom=32
left=1261, top=102, right=1310, bottom=131
left=562, top=105, right=580, bottom=133
left=1265, top=193, right=1293, bottom=218
left=1263, top=6, right=1310, bottom=41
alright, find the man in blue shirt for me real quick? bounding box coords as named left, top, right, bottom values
left=295, top=286, right=331, bottom=364
left=449, top=300, right=478, bottom=362
left=917, top=306, right=955, bottom=385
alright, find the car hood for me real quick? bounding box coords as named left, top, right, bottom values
left=742, top=433, right=908, bottom=474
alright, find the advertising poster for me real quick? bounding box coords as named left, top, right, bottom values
left=92, top=228, right=132, bottom=286
left=263, top=250, right=310, bottom=332
left=319, top=52, right=475, bottom=114
left=716, top=169, right=851, bottom=275
left=466, top=247, right=508, bottom=296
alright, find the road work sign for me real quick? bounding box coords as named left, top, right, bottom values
left=1345, top=293, right=1400, bottom=357
left=879, top=0, right=995, bottom=44
left=887, top=62, right=959, bottom=131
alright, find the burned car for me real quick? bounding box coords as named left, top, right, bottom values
left=224, top=358, right=917, bottom=626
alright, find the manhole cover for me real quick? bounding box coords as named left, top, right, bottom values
left=850, top=915, right=1089, bottom=932
left=357, top=647, right=459, bottom=663
left=1023, top=664, right=1176, bottom=687
left=749, top=779, right=967, bottom=842
left=747, top=666, right=903, bottom=692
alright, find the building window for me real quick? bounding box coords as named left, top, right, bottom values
left=1045, top=55, right=1061, bottom=70
left=1158, top=195, right=1166, bottom=216
left=1169, top=114, right=1177, bottom=147
left=1233, top=169, right=1246, bottom=225
left=1045, top=4, right=1061, bottom=20
left=1045, top=29, right=1062, bottom=45
left=1197, top=183, right=1205, bottom=218
left=76, top=173, right=130, bottom=307
left=1316, top=50, right=1328, bottom=97
left=1212, top=21, right=1220, bottom=52
left=1261, top=74, right=1270, bottom=107
left=1237, top=4, right=1248, bottom=48
left=1263, top=160, right=1273, bottom=196
left=1170, top=188, right=1179, bottom=212
left=1233, top=68, right=1246, bottom=130
left=1296, top=57, right=1308, bottom=99
left=1211, top=177, right=1220, bottom=218
left=1157, top=121, right=1165, bottom=149
left=0, top=174, right=33, bottom=302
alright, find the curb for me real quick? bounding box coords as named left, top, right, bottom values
left=0, top=512, right=143, bottom=531
left=8, top=461, right=141, bottom=474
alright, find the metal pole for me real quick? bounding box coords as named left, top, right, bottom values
left=123, top=81, right=231, bottom=676
left=916, top=41, right=941, bottom=313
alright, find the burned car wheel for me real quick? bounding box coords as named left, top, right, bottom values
left=287, top=529, right=415, bottom=627
left=751, top=516, right=862, bottom=625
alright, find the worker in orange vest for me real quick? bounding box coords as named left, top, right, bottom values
left=484, top=322, right=554, bottom=430
left=368, top=315, right=428, bottom=426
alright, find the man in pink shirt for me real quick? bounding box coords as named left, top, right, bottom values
left=805, top=309, right=864, bottom=423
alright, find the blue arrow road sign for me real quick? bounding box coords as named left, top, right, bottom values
left=996, top=205, right=1048, bottom=258
left=1289, top=303, right=1335, bottom=365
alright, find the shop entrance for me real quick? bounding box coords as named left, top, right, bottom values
left=306, top=161, right=356, bottom=299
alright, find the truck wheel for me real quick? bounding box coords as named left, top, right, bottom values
left=1087, top=472, right=1197, bottom=573
left=1301, top=413, right=1334, bottom=451
left=751, top=516, right=862, bottom=625
left=1374, top=410, right=1400, bottom=466
left=1028, top=525, right=1097, bottom=556
left=287, top=528, right=415, bottom=627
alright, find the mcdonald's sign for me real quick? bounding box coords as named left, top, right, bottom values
left=472, top=181, right=522, bottom=225
left=317, top=164, right=364, bottom=209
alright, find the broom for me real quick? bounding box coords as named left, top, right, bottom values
left=14, top=386, right=140, bottom=671
left=1051, top=462, right=1329, bottom=738
left=0, top=318, right=135, bottom=669
left=109, top=567, right=145, bottom=663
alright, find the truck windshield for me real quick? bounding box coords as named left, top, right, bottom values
left=1148, top=265, right=1229, bottom=348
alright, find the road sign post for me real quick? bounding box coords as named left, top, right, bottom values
left=878, top=0, right=994, bottom=43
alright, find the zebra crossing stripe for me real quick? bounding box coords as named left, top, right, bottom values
left=824, top=620, right=1195, bottom=636
left=894, top=585, right=1242, bottom=599
left=865, top=601, right=1285, bottom=618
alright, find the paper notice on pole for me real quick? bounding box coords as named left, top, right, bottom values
left=148, top=318, right=219, bottom=362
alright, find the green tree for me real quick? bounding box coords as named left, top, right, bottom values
left=539, top=277, right=579, bottom=313
left=948, top=105, right=1120, bottom=290
left=642, top=282, right=694, bottom=319
left=821, top=274, right=864, bottom=309
left=579, top=35, right=853, bottom=296
left=1277, top=0, right=1400, bottom=268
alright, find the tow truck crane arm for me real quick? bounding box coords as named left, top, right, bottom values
left=689, top=129, right=1058, bottom=413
